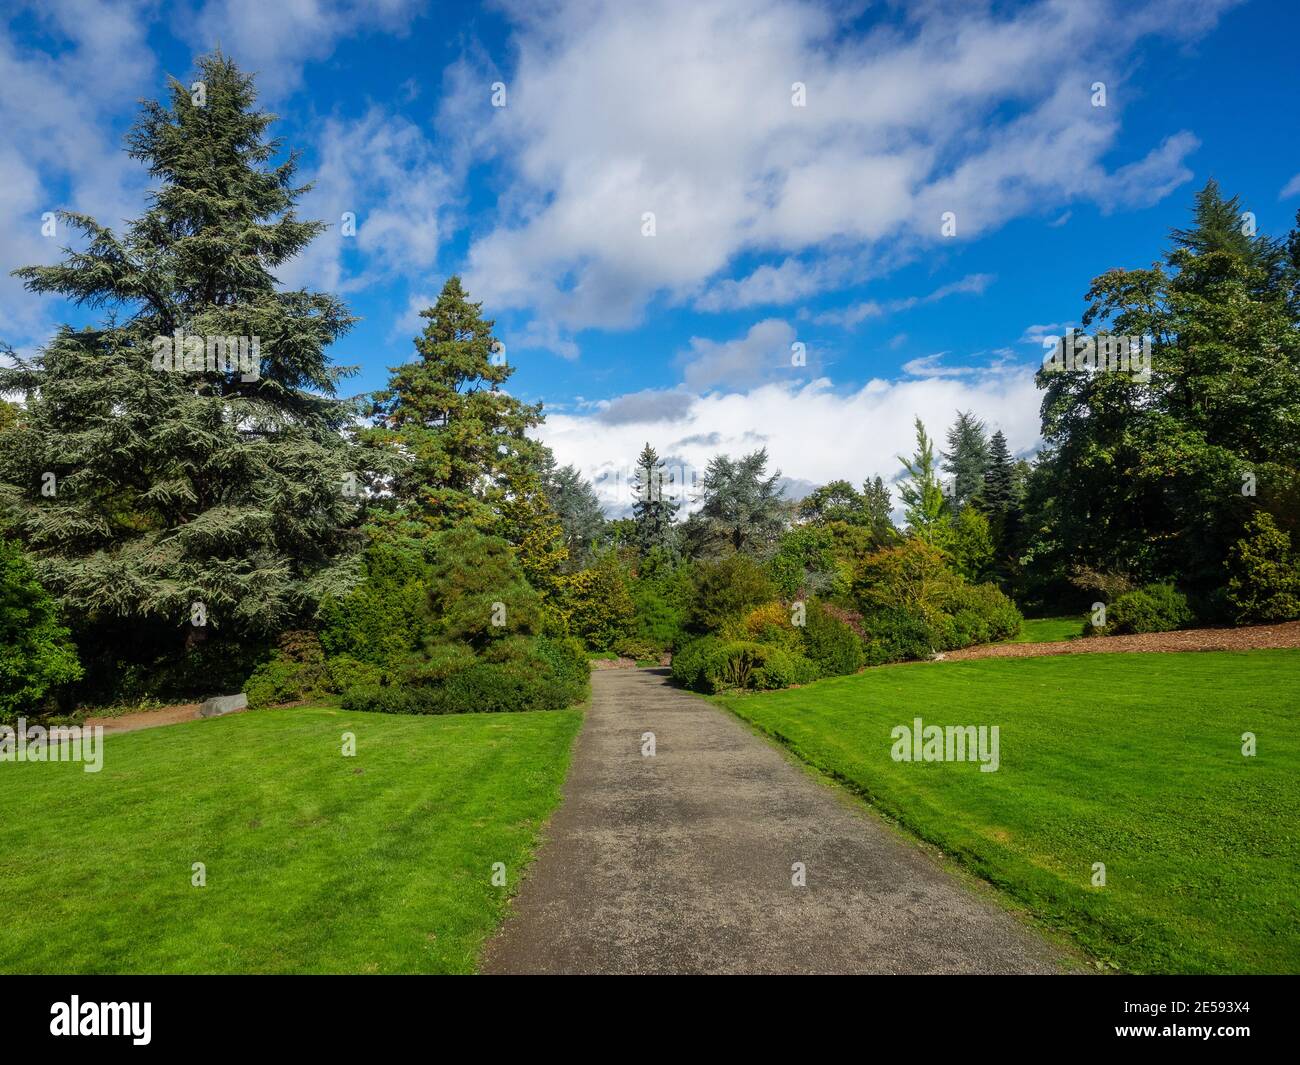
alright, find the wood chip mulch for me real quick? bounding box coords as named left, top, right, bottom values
left=942, top=620, right=1300, bottom=661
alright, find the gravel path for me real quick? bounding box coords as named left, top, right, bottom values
left=482, top=668, right=1071, bottom=975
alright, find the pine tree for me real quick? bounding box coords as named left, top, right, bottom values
left=979, top=430, right=1016, bottom=514
left=367, top=276, right=544, bottom=531
left=897, top=418, right=949, bottom=546
left=941, top=410, right=990, bottom=511
left=0, top=54, right=363, bottom=659
left=631, top=443, right=679, bottom=555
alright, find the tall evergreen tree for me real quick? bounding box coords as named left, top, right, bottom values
left=630, top=443, right=679, bottom=555
left=0, top=54, right=363, bottom=656
left=538, top=450, right=605, bottom=567
left=367, top=276, right=544, bottom=531
left=1029, top=179, right=1300, bottom=600
left=897, top=418, right=949, bottom=546
left=941, top=410, right=990, bottom=511
left=688, top=449, right=785, bottom=556
left=979, top=430, right=1016, bottom=513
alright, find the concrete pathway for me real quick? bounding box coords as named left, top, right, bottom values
left=483, top=668, right=1072, bottom=975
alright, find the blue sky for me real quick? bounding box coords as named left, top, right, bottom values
left=2, top=0, right=1298, bottom=511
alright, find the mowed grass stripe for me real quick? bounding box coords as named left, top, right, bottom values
left=715, top=650, right=1300, bottom=974
left=0, top=706, right=582, bottom=974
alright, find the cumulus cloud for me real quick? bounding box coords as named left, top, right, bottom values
left=539, top=371, right=1042, bottom=516
left=178, top=0, right=426, bottom=96
left=279, top=107, right=453, bottom=295
left=452, top=0, right=1228, bottom=354
left=678, top=318, right=802, bottom=391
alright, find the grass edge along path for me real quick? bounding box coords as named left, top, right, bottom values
left=713, top=649, right=1300, bottom=975
left=0, top=705, right=583, bottom=974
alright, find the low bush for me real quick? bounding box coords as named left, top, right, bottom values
left=671, top=636, right=818, bottom=693
left=799, top=602, right=864, bottom=677
left=343, top=635, right=589, bottom=716
left=244, top=631, right=330, bottom=709
left=1087, top=583, right=1194, bottom=636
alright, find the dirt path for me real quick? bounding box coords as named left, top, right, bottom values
left=946, top=619, right=1300, bottom=661
left=482, top=668, right=1072, bottom=975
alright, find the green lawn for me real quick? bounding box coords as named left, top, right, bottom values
left=715, top=650, right=1300, bottom=974
left=0, top=705, right=581, bottom=974
left=1006, top=615, right=1080, bottom=643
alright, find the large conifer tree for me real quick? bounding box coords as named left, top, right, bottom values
left=630, top=443, right=679, bottom=555
left=0, top=54, right=363, bottom=654
left=367, top=276, right=545, bottom=531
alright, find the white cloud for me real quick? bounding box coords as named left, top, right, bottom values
left=1281, top=173, right=1300, bottom=200
left=812, top=273, right=995, bottom=329
left=0, top=0, right=157, bottom=347
left=540, top=372, right=1042, bottom=516
left=179, top=0, right=426, bottom=96
left=453, top=0, right=1228, bottom=354
left=678, top=317, right=801, bottom=391
left=279, top=106, right=453, bottom=294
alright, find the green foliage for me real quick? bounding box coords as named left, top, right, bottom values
left=565, top=555, right=636, bottom=651
left=363, top=276, right=544, bottom=531
left=942, top=410, right=990, bottom=511
left=244, top=630, right=330, bottom=710
left=687, top=554, right=777, bottom=633
left=766, top=524, right=838, bottom=599
left=425, top=526, right=542, bottom=648
left=318, top=536, right=436, bottom=665
left=1028, top=179, right=1300, bottom=602
left=948, top=506, right=995, bottom=582
left=1226, top=512, right=1300, bottom=623
left=539, top=451, right=605, bottom=567
left=0, top=54, right=366, bottom=650
left=897, top=418, right=951, bottom=546
left=670, top=636, right=816, bottom=693
left=631, top=443, right=680, bottom=556
left=342, top=635, right=588, bottom=715
left=1089, top=583, right=1194, bottom=636
left=0, top=539, right=82, bottom=721
left=799, top=601, right=864, bottom=677
left=630, top=557, right=691, bottom=651
left=687, top=449, right=786, bottom=556
left=854, top=538, right=1021, bottom=663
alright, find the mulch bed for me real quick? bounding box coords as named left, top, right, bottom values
left=944, top=620, right=1300, bottom=661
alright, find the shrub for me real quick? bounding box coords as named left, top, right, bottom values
left=0, top=539, right=82, bottom=721
left=565, top=556, right=636, bottom=651
left=672, top=637, right=818, bottom=693
left=799, top=601, right=864, bottom=677
left=670, top=635, right=726, bottom=691
left=941, top=583, right=1022, bottom=642
left=1095, top=583, right=1194, bottom=635
left=853, top=539, right=960, bottom=621
left=347, top=635, right=590, bottom=716
left=687, top=555, right=776, bottom=633
left=750, top=646, right=820, bottom=690
left=860, top=607, right=941, bottom=665
left=1226, top=513, right=1300, bottom=624
left=244, top=631, right=330, bottom=709
left=319, top=538, right=435, bottom=665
